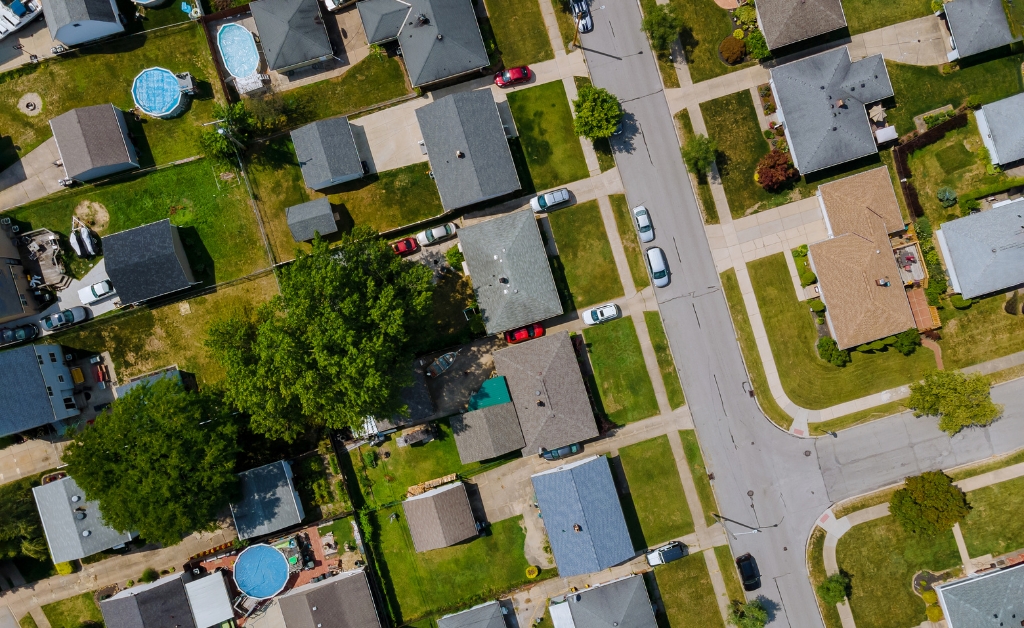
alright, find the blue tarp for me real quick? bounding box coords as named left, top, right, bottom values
left=10, top=0, right=27, bottom=16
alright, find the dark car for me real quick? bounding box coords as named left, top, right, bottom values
left=540, top=443, right=581, bottom=461
left=736, top=553, right=761, bottom=591
left=494, top=66, right=531, bottom=87
left=391, top=237, right=419, bottom=256
left=504, top=322, right=544, bottom=344
left=0, top=324, right=38, bottom=347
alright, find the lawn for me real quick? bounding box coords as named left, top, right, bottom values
left=948, top=449, right=1024, bottom=482
left=18, top=615, right=38, bottom=628
left=836, top=516, right=961, bottom=628
left=547, top=200, right=623, bottom=308
left=319, top=516, right=356, bottom=549
left=645, top=311, right=685, bottom=409
left=483, top=0, right=554, bottom=66
left=666, top=0, right=753, bottom=83
left=618, top=435, right=694, bottom=546
left=713, top=545, right=744, bottom=605
left=583, top=317, right=660, bottom=425
left=246, top=139, right=312, bottom=263
left=936, top=292, right=1024, bottom=368
left=656, top=552, right=726, bottom=628
left=507, top=81, right=590, bottom=190
left=639, top=0, right=681, bottom=88
left=0, top=23, right=222, bottom=172
left=41, top=593, right=104, bottom=628
left=679, top=430, right=717, bottom=528
left=551, top=0, right=578, bottom=52
left=117, top=0, right=191, bottom=32
left=609, top=194, right=651, bottom=291
left=574, top=77, right=618, bottom=171
left=700, top=91, right=774, bottom=218
left=677, top=109, right=718, bottom=224
left=808, top=400, right=908, bottom=436
left=748, top=253, right=937, bottom=408
left=840, top=0, right=932, bottom=35
left=961, top=475, right=1024, bottom=557
left=807, top=527, right=844, bottom=628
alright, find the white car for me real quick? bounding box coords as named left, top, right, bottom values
left=647, top=247, right=669, bottom=288
left=40, top=307, right=89, bottom=331
left=647, top=541, right=687, bottom=566
left=530, top=188, right=571, bottom=213
left=77, top=280, right=113, bottom=305
left=416, top=222, right=457, bottom=246
left=632, top=205, right=654, bottom=243
left=582, top=303, right=620, bottom=325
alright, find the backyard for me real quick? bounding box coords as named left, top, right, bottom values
left=677, top=109, right=718, bottom=224
left=618, top=435, right=694, bottom=546
left=655, top=552, right=726, bottom=628
left=937, top=292, right=1024, bottom=369
left=679, top=430, right=717, bottom=527
left=483, top=0, right=554, bottom=66
left=609, top=194, right=650, bottom=292
left=645, top=311, right=686, bottom=409
left=507, top=81, right=590, bottom=191
left=41, top=593, right=104, bottom=628
left=546, top=200, right=623, bottom=308
left=246, top=139, right=313, bottom=262
left=665, top=0, right=753, bottom=83
left=961, top=474, right=1024, bottom=557
left=700, top=91, right=774, bottom=218
left=582, top=317, right=660, bottom=425
left=839, top=0, right=932, bottom=35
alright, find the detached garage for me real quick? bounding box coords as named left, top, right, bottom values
left=43, top=0, right=124, bottom=46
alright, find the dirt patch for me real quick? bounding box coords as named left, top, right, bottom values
left=74, top=201, right=110, bottom=233
left=17, top=93, right=42, bottom=117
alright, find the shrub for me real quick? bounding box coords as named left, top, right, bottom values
left=922, top=590, right=938, bottom=605
left=775, top=125, right=785, bottom=137
left=641, top=3, right=683, bottom=53
left=328, top=453, right=340, bottom=476
left=959, top=198, right=979, bottom=215
left=763, top=129, right=774, bottom=140
left=950, top=294, right=973, bottom=309
left=755, top=149, right=797, bottom=191
left=526, top=565, right=540, bottom=579
left=55, top=562, right=74, bottom=576
left=446, top=247, right=465, bottom=268
left=682, top=134, right=718, bottom=176
left=894, top=329, right=921, bottom=356
left=139, top=568, right=159, bottom=584
left=734, top=4, right=757, bottom=27
left=363, top=450, right=377, bottom=469
left=817, top=337, right=851, bottom=367
left=720, top=36, right=747, bottom=64
left=1005, top=291, right=1021, bottom=315
left=930, top=0, right=942, bottom=11
left=763, top=102, right=776, bottom=115
left=817, top=573, right=850, bottom=606
left=745, top=29, right=770, bottom=60
left=792, top=244, right=808, bottom=257
left=800, top=270, right=817, bottom=287
left=937, top=187, right=957, bottom=208
left=916, top=216, right=933, bottom=240
left=733, top=28, right=745, bottom=39
left=890, top=471, right=970, bottom=534
left=126, top=580, right=135, bottom=587
left=927, top=605, right=944, bottom=622
left=808, top=299, right=825, bottom=313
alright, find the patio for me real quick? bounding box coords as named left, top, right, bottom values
left=893, top=242, right=925, bottom=284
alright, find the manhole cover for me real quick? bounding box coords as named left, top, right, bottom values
left=747, top=490, right=754, bottom=497
left=804, top=450, right=812, bottom=456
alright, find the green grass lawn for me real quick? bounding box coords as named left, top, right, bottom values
left=247, top=139, right=312, bottom=263
left=836, top=516, right=961, bottom=628
left=645, top=312, right=685, bottom=409
left=808, top=527, right=844, bottom=628
left=748, top=253, right=937, bottom=408
left=484, top=0, right=554, bottom=66
left=677, top=109, right=718, bottom=224
left=319, top=516, right=356, bottom=549
left=583, top=317, right=660, bottom=425
left=679, top=430, right=717, bottom=528
left=609, top=194, right=651, bottom=291
left=713, top=545, right=744, bottom=605
left=656, top=552, right=726, bottom=628
left=808, top=400, right=908, bottom=436
left=937, top=291, right=1024, bottom=369
left=41, top=593, right=104, bottom=628
left=619, top=436, right=694, bottom=545
left=639, top=0, right=682, bottom=88
left=18, top=615, right=38, bottom=628
left=547, top=200, right=624, bottom=308
left=507, top=81, right=589, bottom=190
left=667, top=0, right=753, bottom=83
left=840, top=0, right=932, bottom=35
left=700, top=91, right=774, bottom=218
left=962, top=475, right=1024, bottom=557
left=551, top=0, right=578, bottom=52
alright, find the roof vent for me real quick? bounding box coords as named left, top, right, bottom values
left=415, top=13, right=428, bottom=25
left=836, top=99, right=844, bottom=107
left=573, top=524, right=582, bottom=532
left=437, top=34, right=443, bottom=40
left=536, top=390, right=541, bottom=395
left=71, top=495, right=81, bottom=503
left=456, top=150, right=464, bottom=158
left=499, top=277, right=509, bottom=284
left=75, top=512, right=86, bottom=520
left=536, top=400, right=544, bottom=407
left=82, top=530, right=91, bottom=537
left=832, top=127, right=837, bottom=131
left=312, top=607, right=317, bottom=612
left=875, top=278, right=890, bottom=287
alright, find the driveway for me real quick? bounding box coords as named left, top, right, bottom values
left=0, top=138, right=64, bottom=211
left=847, top=15, right=952, bottom=66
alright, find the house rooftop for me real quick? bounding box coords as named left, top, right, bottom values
left=936, top=563, right=1024, bottom=628
left=250, top=0, right=333, bottom=71
left=438, top=601, right=507, bottom=628
left=49, top=104, right=134, bottom=181
left=290, top=118, right=363, bottom=191
left=277, top=568, right=382, bottom=628
left=977, top=93, right=1024, bottom=166
left=945, top=0, right=1017, bottom=59
left=0, top=345, right=65, bottom=437
left=936, top=198, right=1024, bottom=300
left=183, top=573, right=235, bottom=628
left=44, top=0, right=117, bottom=40
left=230, top=460, right=305, bottom=540
left=101, top=574, right=201, bottom=628
left=33, top=475, right=134, bottom=564
left=402, top=481, right=477, bottom=552
left=819, top=167, right=905, bottom=237
left=395, top=0, right=488, bottom=86
left=102, top=219, right=194, bottom=305
left=550, top=574, right=657, bottom=628
left=451, top=392, right=525, bottom=465
left=286, top=198, right=338, bottom=242
left=756, top=0, right=847, bottom=49
left=357, top=0, right=411, bottom=43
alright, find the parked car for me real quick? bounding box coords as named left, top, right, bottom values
left=632, top=205, right=654, bottom=243
left=736, top=553, right=761, bottom=591
left=646, top=246, right=670, bottom=288
left=426, top=351, right=457, bottom=378
left=416, top=223, right=458, bottom=246
left=582, top=303, right=620, bottom=325
left=495, top=66, right=531, bottom=87
left=571, top=0, right=593, bottom=32
left=0, top=324, right=38, bottom=347
left=504, top=323, right=544, bottom=344
left=646, top=541, right=687, bottom=567
left=77, top=280, right=113, bottom=305
left=391, top=237, right=419, bottom=256
left=530, top=188, right=571, bottom=213
left=540, top=443, right=581, bottom=461
left=40, top=307, right=89, bottom=331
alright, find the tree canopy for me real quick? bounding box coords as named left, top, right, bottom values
left=207, top=230, right=434, bottom=440
left=729, top=600, right=768, bottom=628
left=907, top=370, right=1002, bottom=435
left=0, top=476, right=49, bottom=562
left=889, top=471, right=970, bottom=535
left=62, top=378, right=240, bottom=546
left=641, top=4, right=682, bottom=54
left=573, top=85, right=623, bottom=140
left=682, top=134, right=718, bottom=177
left=817, top=573, right=850, bottom=606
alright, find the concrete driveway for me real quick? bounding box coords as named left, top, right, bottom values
left=847, top=15, right=952, bottom=66
left=0, top=138, right=65, bottom=211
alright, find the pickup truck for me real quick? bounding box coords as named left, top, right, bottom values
left=646, top=541, right=687, bottom=567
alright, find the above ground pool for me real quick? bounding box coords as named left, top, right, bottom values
left=132, top=67, right=185, bottom=118
left=217, top=23, right=260, bottom=78
left=233, top=544, right=289, bottom=599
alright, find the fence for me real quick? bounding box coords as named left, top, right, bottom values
left=892, top=112, right=969, bottom=219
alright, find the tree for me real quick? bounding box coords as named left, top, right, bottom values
left=62, top=379, right=240, bottom=547
left=893, top=328, right=921, bottom=356
left=682, top=134, right=718, bottom=176
left=729, top=600, right=768, bottom=628
left=817, top=573, right=850, bottom=605
left=755, top=149, right=797, bottom=191
left=734, top=4, right=757, bottom=28
left=889, top=471, right=970, bottom=534
left=746, top=29, right=770, bottom=60
left=817, top=337, right=850, bottom=367
left=0, top=477, right=49, bottom=562
left=207, top=230, right=435, bottom=440
left=1004, top=290, right=1021, bottom=315
left=641, top=3, right=682, bottom=54
left=573, top=85, right=622, bottom=140
left=907, top=370, right=1002, bottom=435
left=200, top=102, right=256, bottom=159
left=937, top=187, right=957, bottom=208
left=719, top=36, right=746, bottom=64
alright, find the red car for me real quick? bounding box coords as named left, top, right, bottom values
left=494, top=66, right=531, bottom=87
left=504, top=323, right=544, bottom=344
left=391, top=237, right=419, bottom=256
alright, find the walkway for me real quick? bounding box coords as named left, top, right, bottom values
left=0, top=438, right=66, bottom=486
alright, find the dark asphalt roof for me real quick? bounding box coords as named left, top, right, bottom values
left=230, top=460, right=305, bottom=540
left=979, top=93, right=1024, bottom=165
left=451, top=402, right=525, bottom=464
left=937, top=563, right=1024, bottom=628
left=286, top=197, right=338, bottom=242
left=357, top=0, right=410, bottom=43
left=945, top=0, right=1017, bottom=58
left=0, top=345, right=60, bottom=437
left=277, top=568, right=382, bottom=628
left=49, top=104, right=134, bottom=181
left=936, top=198, right=1024, bottom=299
left=251, top=0, right=333, bottom=70
left=756, top=0, right=847, bottom=49
left=438, top=601, right=507, bottom=628
left=43, top=0, right=117, bottom=37
left=102, top=219, right=194, bottom=304
left=100, top=575, right=196, bottom=628
left=563, top=575, right=658, bottom=628
left=291, top=117, right=363, bottom=190
left=0, top=263, right=25, bottom=322
left=402, top=482, right=478, bottom=552
left=33, top=475, right=134, bottom=564
left=395, top=0, right=488, bottom=86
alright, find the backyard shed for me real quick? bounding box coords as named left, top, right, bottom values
left=102, top=219, right=196, bottom=305
left=401, top=481, right=477, bottom=552
left=42, top=0, right=123, bottom=45
left=49, top=104, right=139, bottom=182
left=33, top=475, right=134, bottom=564
left=230, top=460, right=306, bottom=540
left=250, top=0, right=334, bottom=72
left=286, top=198, right=338, bottom=242
left=276, top=568, right=383, bottom=628
left=976, top=93, right=1024, bottom=167
left=936, top=198, right=1024, bottom=299
left=291, top=118, right=364, bottom=190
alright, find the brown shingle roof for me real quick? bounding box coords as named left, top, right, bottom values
left=277, top=568, right=382, bottom=628
left=757, top=0, right=847, bottom=49
left=819, top=167, right=905, bottom=238
left=451, top=403, right=525, bottom=465
left=402, top=482, right=477, bottom=552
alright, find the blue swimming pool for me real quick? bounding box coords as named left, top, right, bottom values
left=131, top=67, right=184, bottom=118
left=217, top=23, right=260, bottom=78
left=233, top=544, right=289, bottom=599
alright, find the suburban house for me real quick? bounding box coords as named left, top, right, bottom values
left=548, top=575, right=657, bottom=628
left=275, top=567, right=383, bottom=628
left=230, top=460, right=306, bottom=541
left=286, top=197, right=339, bottom=242
left=755, top=0, right=847, bottom=50
left=493, top=331, right=598, bottom=456
left=977, top=92, right=1024, bottom=167
left=402, top=481, right=478, bottom=552
left=49, top=104, right=138, bottom=183
left=458, top=209, right=562, bottom=334
left=250, top=0, right=334, bottom=73
left=356, top=0, right=488, bottom=87
left=42, top=0, right=123, bottom=46
left=943, top=0, right=1018, bottom=61
left=936, top=197, right=1024, bottom=299
left=771, top=47, right=895, bottom=173
left=102, top=219, right=197, bottom=305
left=416, top=89, right=520, bottom=211
left=935, top=563, right=1024, bottom=627
left=451, top=376, right=525, bottom=464
left=291, top=117, right=364, bottom=191
left=0, top=344, right=80, bottom=438
left=33, top=475, right=134, bottom=564
left=0, top=229, right=43, bottom=325
left=438, top=601, right=508, bottom=628
left=100, top=572, right=234, bottom=628
left=531, top=455, right=634, bottom=578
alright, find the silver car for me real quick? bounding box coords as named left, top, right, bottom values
left=416, top=222, right=457, bottom=246
left=646, top=247, right=669, bottom=288
left=40, top=307, right=89, bottom=331
left=571, top=0, right=593, bottom=32
left=632, top=205, right=654, bottom=243
left=530, top=188, right=571, bottom=213
left=582, top=303, right=620, bottom=325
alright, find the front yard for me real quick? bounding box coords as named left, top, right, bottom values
left=645, top=311, right=685, bottom=409
left=41, top=593, right=104, bottom=628
left=961, top=474, right=1024, bottom=557
left=655, top=552, right=726, bottom=628
left=937, top=292, right=1024, bottom=369
left=507, top=81, right=589, bottom=191
left=618, top=435, right=694, bottom=546
left=546, top=200, right=623, bottom=308
left=840, top=0, right=932, bottom=35
left=700, top=91, right=773, bottom=218
left=582, top=318, right=660, bottom=425
left=483, top=0, right=554, bottom=67
left=665, top=0, right=753, bottom=83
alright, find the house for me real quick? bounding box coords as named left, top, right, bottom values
left=33, top=475, right=134, bottom=564
left=451, top=376, right=525, bottom=464
left=250, top=0, right=333, bottom=73
left=943, top=0, right=1018, bottom=61
left=402, top=481, right=477, bottom=552
left=0, top=345, right=80, bottom=438
left=493, top=331, right=598, bottom=456
left=531, top=455, right=634, bottom=577
left=357, top=0, right=488, bottom=87
left=100, top=572, right=234, bottom=628
left=0, top=230, right=43, bottom=325
left=548, top=575, right=657, bottom=628
left=276, top=567, right=383, bottom=628
left=286, top=197, right=338, bottom=242
left=438, top=601, right=508, bottom=628
left=458, top=210, right=561, bottom=334
left=807, top=167, right=914, bottom=349
left=771, top=47, right=894, bottom=173
left=291, top=118, right=364, bottom=191
left=230, top=460, right=306, bottom=540
left=935, top=563, right=1024, bottom=627
left=936, top=197, right=1024, bottom=299
left=102, top=219, right=196, bottom=305
left=416, top=89, right=520, bottom=210
left=42, top=0, right=123, bottom=46
left=49, top=104, right=138, bottom=182
left=754, top=0, right=847, bottom=50
left=976, top=93, right=1024, bottom=167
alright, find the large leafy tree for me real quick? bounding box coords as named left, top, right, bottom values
left=63, top=379, right=240, bottom=546
left=641, top=4, right=682, bottom=54
left=729, top=600, right=768, bottom=628
left=682, top=133, right=718, bottom=177
left=907, top=370, right=1002, bottom=435
left=573, top=85, right=623, bottom=140
left=207, top=230, right=434, bottom=440
left=890, top=471, right=970, bottom=535
left=0, top=477, right=49, bottom=562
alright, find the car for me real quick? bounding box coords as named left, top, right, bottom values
left=426, top=351, right=457, bottom=378
left=494, top=66, right=531, bottom=87
left=646, top=246, right=670, bottom=288
left=0, top=324, right=38, bottom=347
left=416, top=222, right=458, bottom=246
left=632, top=205, right=654, bottom=243
left=530, top=188, right=571, bottom=213
left=390, top=237, right=419, bottom=256
left=504, top=323, right=544, bottom=344
left=736, top=553, right=761, bottom=591
left=40, top=307, right=89, bottom=331
left=571, top=0, right=593, bottom=32
left=646, top=541, right=687, bottom=567
left=582, top=303, right=620, bottom=325
left=77, top=280, right=113, bottom=305
left=540, top=443, right=581, bottom=461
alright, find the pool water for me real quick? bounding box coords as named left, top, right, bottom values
left=131, top=67, right=183, bottom=118
left=233, top=544, right=289, bottom=599
left=217, top=23, right=260, bottom=78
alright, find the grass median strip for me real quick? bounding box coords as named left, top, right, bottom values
left=713, top=545, right=744, bottom=605
left=547, top=200, right=624, bottom=308
left=807, top=527, right=844, bottom=628
left=676, top=109, right=718, bottom=224
left=645, top=311, right=685, bottom=409
left=608, top=194, right=651, bottom=292
left=507, top=81, right=590, bottom=190
left=808, top=400, right=908, bottom=436
left=583, top=317, right=660, bottom=425
left=655, top=552, right=726, bottom=628
left=619, top=435, right=695, bottom=545
left=680, top=430, right=717, bottom=527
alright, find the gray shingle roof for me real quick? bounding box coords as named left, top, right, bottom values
left=402, top=482, right=478, bottom=552
left=0, top=346, right=59, bottom=437
left=438, top=601, right=507, bottom=628
left=102, top=219, right=194, bottom=304
left=771, top=48, right=893, bottom=173
left=277, top=568, right=382, bottom=628
left=937, top=563, right=1024, bottom=628
left=945, top=0, right=1017, bottom=58
left=756, top=0, right=847, bottom=49
left=251, top=0, right=333, bottom=71
left=49, top=104, right=134, bottom=181
left=100, top=575, right=196, bottom=628
left=43, top=0, right=117, bottom=37
left=531, top=455, right=634, bottom=577
left=561, top=575, right=658, bottom=628
left=33, top=476, right=135, bottom=564
left=393, top=0, right=488, bottom=86
left=935, top=198, right=1024, bottom=299
left=291, top=118, right=363, bottom=191
left=357, top=0, right=410, bottom=43
left=230, top=460, right=305, bottom=540
left=286, top=197, right=338, bottom=242
left=979, top=93, right=1024, bottom=165
left=451, top=403, right=525, bottom=464
left=416, top=89, right=520, bottom=210
left=0, top=263, right=26, bottom=320
left=458, top=210, right=561, bottom=333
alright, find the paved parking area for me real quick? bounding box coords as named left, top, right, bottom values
left=0, top=138, right=65, bottom=211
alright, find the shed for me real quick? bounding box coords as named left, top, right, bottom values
left=230, top=460, right=306, bottom=540
left=102, top=219, right=196, bottom=305
left=184, top=573, right=234, bottom=628
left=250, top=0, right=333, bottom=72
left=49, top=104, right=139, bottom=182
left=944, top=0, right=1018, bottom=60
left=287, top=198, right=338, bottom=242
left=33, top=475, right=134, bottom=564
left=276, top=567, right=383, bottom=628
left=291, top=118, right=364, bottom=191
left=42, top=0, right=123, bottom=45
left=976, top=93, right=1024, bottom=166
left=401, top=481, right=477, bottom=552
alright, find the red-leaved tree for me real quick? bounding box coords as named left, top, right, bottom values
left=756, top=149, right=797, bottom=191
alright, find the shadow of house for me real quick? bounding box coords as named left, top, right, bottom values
left=50, top=104, right=140, bottom=183
left=102, top=219, right=200, bottom=306
left=230, top=460, right=305, bottom=541
left=33, top=475, right=135, bottom=564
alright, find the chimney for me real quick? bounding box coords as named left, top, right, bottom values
left=836, top=99, right=845, bottom=107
